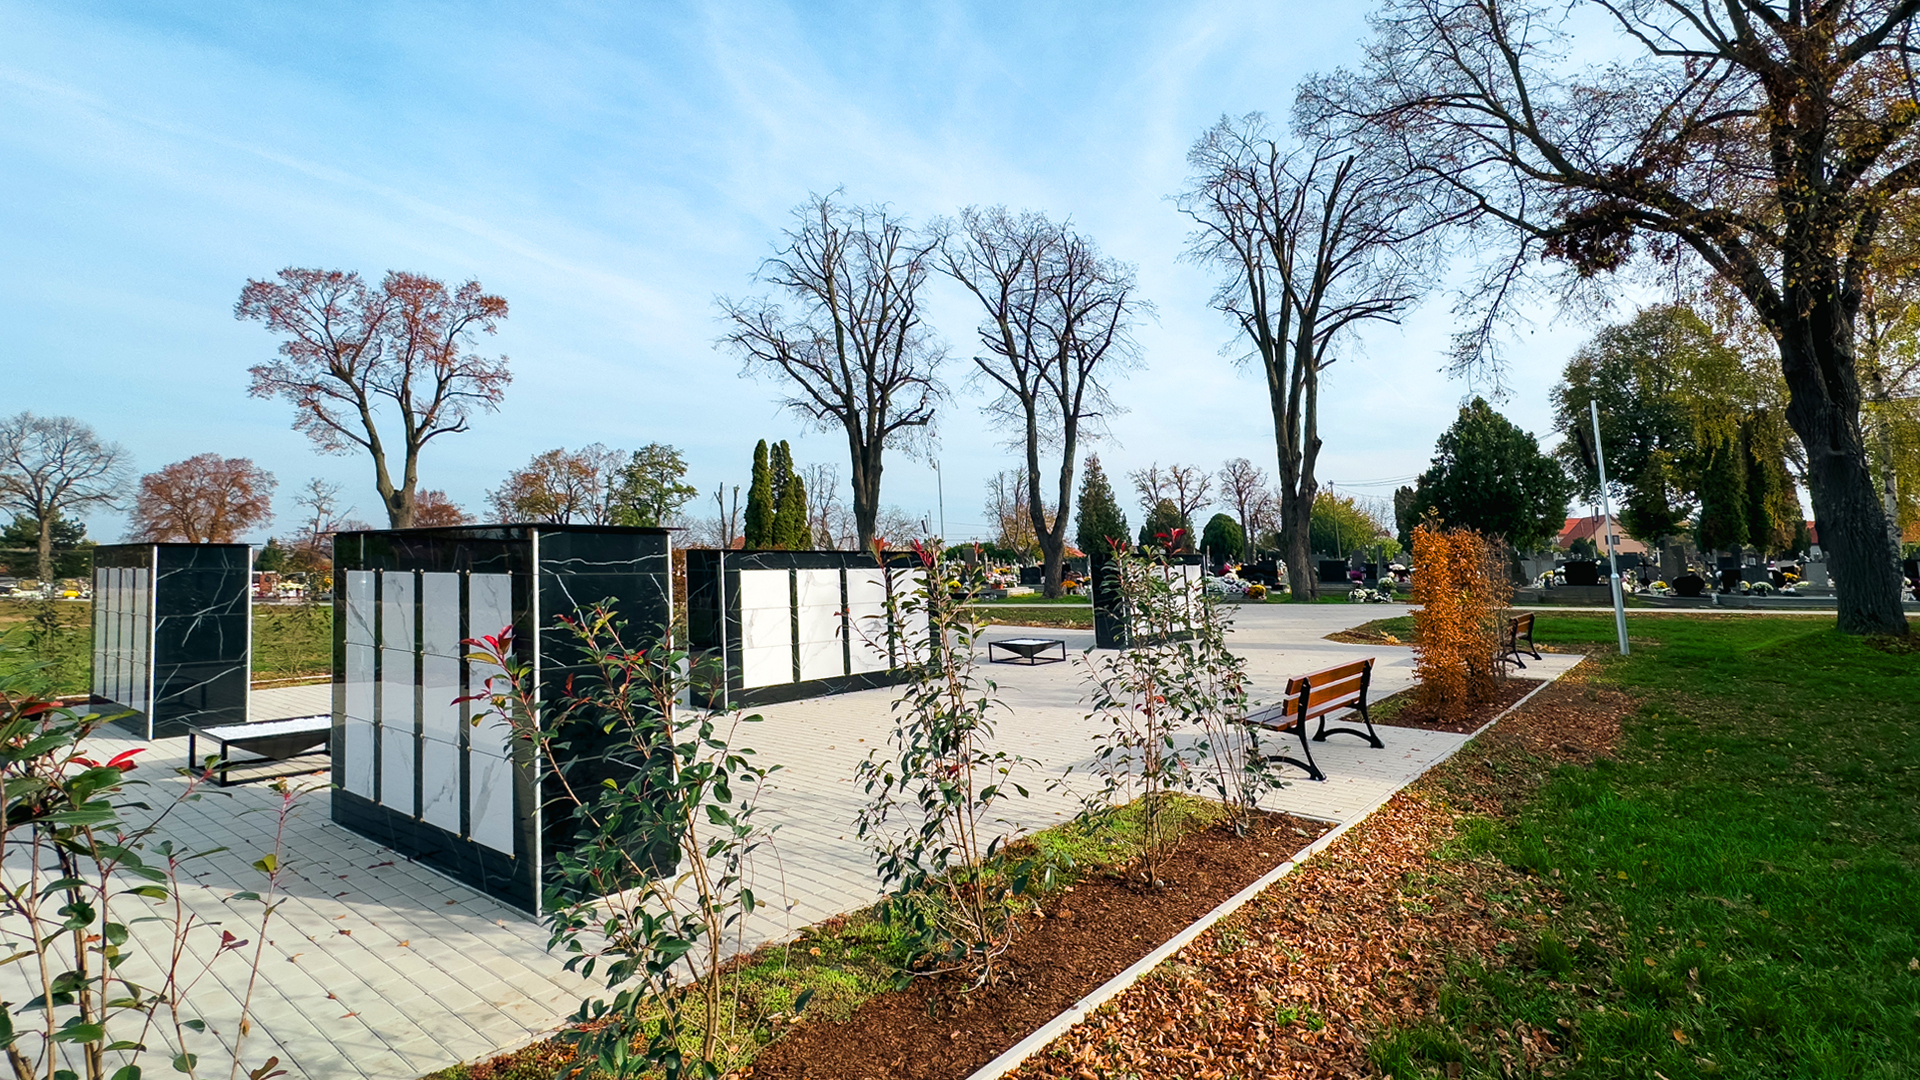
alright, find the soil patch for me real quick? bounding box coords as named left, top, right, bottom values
left=1004, top=669, right=1632, bottom=1080
left=1370, top=676, right=1545, bottom=734
left=744, top=811, right=1330, bottom=1080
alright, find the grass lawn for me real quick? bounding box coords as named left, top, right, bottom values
left=1375, top=613, right=1920, bottom=1078
left=975, top=595, right=1092, bottom=606
left=0, top=599, right=334, bottom=695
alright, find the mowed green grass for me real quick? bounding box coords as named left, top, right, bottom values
left=1375, top=613, right=1920, bottom=1079
left=0, top=599, right=334, bottom=694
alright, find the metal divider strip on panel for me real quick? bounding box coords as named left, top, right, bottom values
left=789, top=565, right=801, bottom=685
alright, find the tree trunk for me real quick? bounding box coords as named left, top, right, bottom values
left=1778, top=331, right=1907, bottom=634
left=1279, top=483, right=1317, bottom=601
left=36, top=512, right=53, bottom=583
left=849, top=429, right=881, bottom=553
left=1028, top=411, right=1076, bottom=600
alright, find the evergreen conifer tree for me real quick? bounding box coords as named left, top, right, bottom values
left=1075, top=454, right=1129, bottom=555
left=1139, top=499, right=1187, bottom=549
left=744, top=440, right=774, bottom=548
left=773, top=444, right=810, bottom=549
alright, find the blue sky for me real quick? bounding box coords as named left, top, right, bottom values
left=2, top=0, right=1605, bottom=544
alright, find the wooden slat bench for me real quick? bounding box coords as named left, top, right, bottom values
left=1240, top=657, right=1384, bottom=781
left=1500, top=613, right=1542, bottom=670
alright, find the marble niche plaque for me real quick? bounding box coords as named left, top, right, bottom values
left=330, top=523, right=673, bottom=915
left=89, top=543, right=252, bottom=739
left=684, top=548, right=931, bottom=708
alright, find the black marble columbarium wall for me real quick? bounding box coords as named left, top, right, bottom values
left=684, top=549, right=932, bottom=708
left=330, top=524, right=672, bottom=914
left=89, top=544, right=252, bottom=739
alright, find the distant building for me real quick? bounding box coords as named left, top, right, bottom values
left=1556, top=514, right=1650, bottom=556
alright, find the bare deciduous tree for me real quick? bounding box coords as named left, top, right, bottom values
left=941, top=207, right=1146, bottom=595
left=801, top=463, right=855, bottom=550
left=1180, top=114, right=1442, bottom=599
left=238, top=268, right=511, bottom=529
left=0, top=413, right=130, bottom=581
left=129, top=454, right=276, bottom=543
left=1129, top=463, right=1214, bottom=532
left=1217, top=458, right=1277, bottom=554
left=720, top=193, right=946, bottom=552
left=1311, top=0, right=1917, bottom=634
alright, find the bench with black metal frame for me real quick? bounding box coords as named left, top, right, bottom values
left=1499, top=613, right=1543, bottom=670
left=1238, top=657, right=1383, bottom=782
left=987, top=637, right=1068, bottom=665
left=186, top=715, right=332, bottom=787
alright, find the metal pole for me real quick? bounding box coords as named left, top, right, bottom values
left=1590, top=400, right=1631, bottom=656
left=934, top=460, right=945, bottom=540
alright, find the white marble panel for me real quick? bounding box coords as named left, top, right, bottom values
left=381, top=571, right=416, bottom=651
left=469, top=751, right=515, bottom=854
left=344, top=644, right=374, bottom=721
left=90, top=569, right=105, bottom=697
left=468, top=573, right=513, bottom=648
left=130, top=568, right=149, bottom=715
left=380, top=722, right=416, bottom=814
left=344, top=571, right=376, bottom=647
left=341, top=719, right=376, bottom=798
left=379, top=646, right=416, bottom=811
left=110, top=569, right=128, bottom=705
left=740, top=607, right=794, bottom=652
left=795, top=569, right=844, bottom=681
left=470, top=704, right=514, bottom=759
left=421, top=572, right=462, bottom=657
left=420, top=652, right=462, bottom=741
left=420, top=733, right=462, bottom=833
left=845, top=569, right=890, bottom=674
left=740, top=645, right=795, bottom=690
left=892, top=569, right=932, bottom=665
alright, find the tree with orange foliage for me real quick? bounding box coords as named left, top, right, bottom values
left=130, top=454, right=276, bottom=543
left=411, top=489, right=473, bottom=527
left=236, top=269, right=510, bottom=529
left=1410, top=518, right=1511, bottom=710
left=485, top=445, right=623, bottom=524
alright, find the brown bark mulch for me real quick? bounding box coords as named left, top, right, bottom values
left=1369, top=676, right=1545, bottom=734
left=744, top=811, right=1331, bottom=1080
left=998, top=666, right=1630, bottom=1080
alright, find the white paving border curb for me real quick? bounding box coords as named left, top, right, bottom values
left=963, top=661, right=1581, bottom=1080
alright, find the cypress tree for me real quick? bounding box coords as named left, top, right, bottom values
left=773, top=450, right=810, bottom=549
left=1075, top=454, right=1129, bottom=555
left=744, top=440, right=774, bottom=548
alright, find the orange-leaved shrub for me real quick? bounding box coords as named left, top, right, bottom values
left=1411, top=520, right=1512, bottom=709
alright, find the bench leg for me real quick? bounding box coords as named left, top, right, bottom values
left=1260, top=719, right=1325, bottom=781
left=1314, top=702, right=1385, bottom=749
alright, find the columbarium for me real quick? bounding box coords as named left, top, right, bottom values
left=89, top=543, right=252, bottom=738
left=330, top=524, right=672, bottom=913
left=684, top=549, right=931, bottom=708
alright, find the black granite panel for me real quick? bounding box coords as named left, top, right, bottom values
left=90, top=543, right=251, bottom=738
left=330, top=524, right=676, bottom=916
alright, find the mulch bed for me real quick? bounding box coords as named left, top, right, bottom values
left=744, top=811, right=1331, bottom=1080
left=1002, top=667, right=1630, bottom=1080
left=1370, top=676, right=1546, bottom=734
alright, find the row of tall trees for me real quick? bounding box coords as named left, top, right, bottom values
left=1297, top=0, right=1914, bottom=633
left=721, top=195, right=1146, bottom=596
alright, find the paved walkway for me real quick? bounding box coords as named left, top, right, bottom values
left=6, top=603, right=1579, bottom=1080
